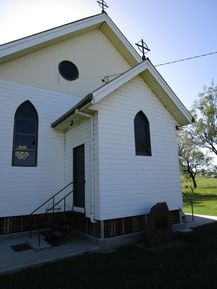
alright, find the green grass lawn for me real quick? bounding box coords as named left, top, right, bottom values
left=1, top=223, right=217, bottom=289
left=182, top=177, right=217, bottom=216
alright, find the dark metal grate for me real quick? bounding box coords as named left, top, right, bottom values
left=11, top=243, right=32, bottom=252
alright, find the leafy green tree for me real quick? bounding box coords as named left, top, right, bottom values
left=178, top=127, right=212, bottom=188
left=192, top=82, right=217, bottom=155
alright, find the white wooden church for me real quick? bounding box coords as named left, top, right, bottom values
left=0, top=8, right=192, bottom=238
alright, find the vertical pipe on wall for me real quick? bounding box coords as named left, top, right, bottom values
left=100, top=220, right=104, bottom=239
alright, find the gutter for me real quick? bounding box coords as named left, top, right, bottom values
left=51, top=93, right=93, bottom=128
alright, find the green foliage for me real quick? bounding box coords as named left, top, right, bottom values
left=192, top=81, right=217, bottom=155
left=178, top=127, right=212, bottom=187
left=182, top=176, right=217, bottom=216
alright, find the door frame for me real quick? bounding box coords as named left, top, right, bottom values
left=73, top=144, right=85, bottom=213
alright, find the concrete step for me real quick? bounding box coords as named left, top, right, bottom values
left=43, top=230, right=65, bottom=246
left=26, top=234, right=51, bottom=251
left=173, top=222, right=193, bottom=233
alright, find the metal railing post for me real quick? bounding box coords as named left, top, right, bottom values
left=53, top=197, right=55, bottom=213
left=29, top=215, right=33, bottom=239
left=64, top=197, right=66, bottom=212
left=38, top=230, right=41, bottom=247
left=182, top=192, right=194, bottom=221
left=28, top=181, right=73, bottom=244
left=191, top=202, right=194, bottom=221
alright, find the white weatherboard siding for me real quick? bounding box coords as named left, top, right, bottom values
left=0, top=79, right=79, bottom=217
left=65, top=114, right=100, bottom=219
left=94, top=76, right=182, bottom=220
left=0, top=29, right=130, bottom=97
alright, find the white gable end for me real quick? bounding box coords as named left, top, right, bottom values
left=0, top=29, right=130, bottom=97
left=92, top=76, right=182, bottom=220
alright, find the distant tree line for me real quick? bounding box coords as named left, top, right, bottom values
left=178, top=81, right=217, bottom=188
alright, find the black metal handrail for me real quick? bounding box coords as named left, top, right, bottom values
left=45, top=191, right=73, bottom=213
left=37, top=190, right=73, bottom=246
left=30, top=181, right=73, bottom=215
left=182, top=192, right=194, bottom=221
left=29, top=181, right=73, bottom=243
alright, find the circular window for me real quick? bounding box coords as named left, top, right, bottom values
left=58, top=60, right=79, bottom=81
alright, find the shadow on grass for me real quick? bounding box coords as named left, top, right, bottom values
left=198, top=186, right=217, bottom=189
left=183, top=192, right=217, bottom=214
left=184, top=193, right=217, bottom=203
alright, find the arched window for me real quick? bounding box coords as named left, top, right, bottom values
left=12, top=101, right=38, bottom=166
left=134, top=111, right=151, bottom=156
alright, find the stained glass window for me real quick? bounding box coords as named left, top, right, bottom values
left=12, top=101, right=38, bottom=166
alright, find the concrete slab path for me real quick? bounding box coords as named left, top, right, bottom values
left=185, top=213, right=217, bottom=228
left=0, top=214, right=216, bottom=276
left=173, top=213, right=217, bottom=232
left=0, top=233, right=99, bottom=276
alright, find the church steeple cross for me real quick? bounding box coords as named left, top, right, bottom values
left=97, top=0, right=109, bottom=13
left=135, top=39, right=150, bottom=61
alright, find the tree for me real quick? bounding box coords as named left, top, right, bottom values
left=192, top=82, right=217, bottom=155
left=178, top=126, right=212, bottom=188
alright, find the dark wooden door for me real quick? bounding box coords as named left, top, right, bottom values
left=73, top=144, right=85, bottom=208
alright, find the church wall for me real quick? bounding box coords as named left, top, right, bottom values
left=0, top=79, right=79, bottom=217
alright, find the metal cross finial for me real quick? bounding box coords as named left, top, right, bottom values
left=135, top=39, right=150, bottom=61
left=97, top=0, right=109, bottom=13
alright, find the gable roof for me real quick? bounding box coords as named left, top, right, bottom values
left=0, top=13, right=140, bottom=66
left=0, top=12, right=192, bottom=130
left=92, top=59, right=193, bottom=125
left=51, top=59, right=193, bottom=130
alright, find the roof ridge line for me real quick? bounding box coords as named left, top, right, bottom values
left=0, top=13, right=104, bottom=47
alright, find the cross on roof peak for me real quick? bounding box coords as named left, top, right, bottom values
left=97, top=0, right=109, bottom=13
left=135, top=39, right=150, bottom=61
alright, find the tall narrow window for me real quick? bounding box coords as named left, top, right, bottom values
left=12, top=101, right=38, bottom=166
left=134, top=111, right=151, bottom=156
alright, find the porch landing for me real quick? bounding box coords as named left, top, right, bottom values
left=0, top=231, right=99, bottom=276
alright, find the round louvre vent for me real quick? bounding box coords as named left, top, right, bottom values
left=58, top=60, right=79, bottom=81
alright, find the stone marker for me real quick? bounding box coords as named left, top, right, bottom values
left=146, top=202, right=173, bottom=246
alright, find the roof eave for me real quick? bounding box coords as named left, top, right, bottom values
left=99, top=16, right=141, bottom=66
left=91, top=60, right=192, bottom=126
left=0, top=13, right=141, bottom=66
left=0, top=13, right=105, bottom=64
left=51, top=93, right=93, bottom=129
left=143, top=60, right=193, bottom=126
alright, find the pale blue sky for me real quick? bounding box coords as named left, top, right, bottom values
left=1, top=0, right=217, bottom=110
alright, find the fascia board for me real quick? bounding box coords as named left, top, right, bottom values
left=145, top=60, right=192, bottom=123
left=0, top=13, right=141, bottom=65
left=92, top=61, right=148, bottom=103
left=0, top=13, right=106, bottom=59
left=92, top=59, right=192, bottom=126
left=104, top=16, right=141, bottom=63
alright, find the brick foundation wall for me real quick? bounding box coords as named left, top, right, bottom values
left=0, top=210, right=181, bottom=237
